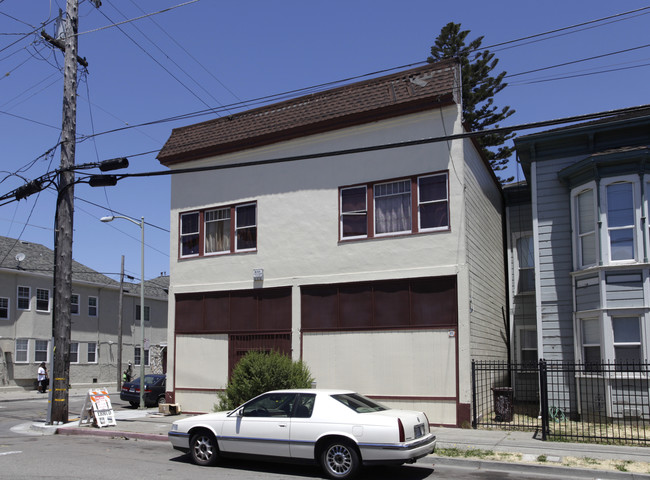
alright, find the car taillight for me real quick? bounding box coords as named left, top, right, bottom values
left=145, top=389, right=152, bottom=393
left=398, top=418, right=405, bottom=442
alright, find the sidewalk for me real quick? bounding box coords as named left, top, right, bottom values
left=5, top=387, right=650, bottom=478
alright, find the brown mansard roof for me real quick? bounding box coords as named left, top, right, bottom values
left=157, top=60, right=460, bottom=166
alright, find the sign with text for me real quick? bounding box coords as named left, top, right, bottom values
left=79, top=388, right=116, bottom=428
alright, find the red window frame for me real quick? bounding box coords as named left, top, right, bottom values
left=339, top=171, right=449, bottom=241
left=179, top=202, right=257, bottom=259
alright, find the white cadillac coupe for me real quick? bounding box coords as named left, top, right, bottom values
left=168, top=389, right=436, bottom=479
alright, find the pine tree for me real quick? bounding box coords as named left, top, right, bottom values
left=428, top=22, right=515, bottom=183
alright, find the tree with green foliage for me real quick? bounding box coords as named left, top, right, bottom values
left=428, top=22, right=515, bottom=183
left=216, top=350, right=314, bottom=411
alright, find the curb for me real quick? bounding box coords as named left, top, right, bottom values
left=55, top=427, right=168, bottom=443
left=430, top=455, right=650, bottom=479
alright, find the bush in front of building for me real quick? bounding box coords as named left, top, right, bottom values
left=215, top=350, right=314, bottom=411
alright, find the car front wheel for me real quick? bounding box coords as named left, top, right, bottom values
left=190, top=431, right=219, bottom=466
left=320, top=440, right=360, bottom=479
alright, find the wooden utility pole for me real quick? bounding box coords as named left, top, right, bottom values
left=51, top=0, right=79, bottom=424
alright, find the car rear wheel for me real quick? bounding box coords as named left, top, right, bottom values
left=129, top=401, right=138, bottom=408
left=157, top=395, right=165, bottom=406
left=320, top=440, right=360, bottom=479
left=190, top=431, right=219, bottom=466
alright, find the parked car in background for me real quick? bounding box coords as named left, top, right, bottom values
left=120, top=374, right=166, bottom=408
left=168, top=389, right=436, bottom=479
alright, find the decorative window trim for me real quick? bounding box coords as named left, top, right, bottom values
left=339, top=171, right=449, bottom=241
left=179, top=201, right=258, bottom=259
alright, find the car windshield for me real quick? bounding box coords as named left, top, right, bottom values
left=331, top=393, right=388, bottom=413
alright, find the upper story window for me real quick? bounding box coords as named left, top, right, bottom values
left=71, top=294, right=79, bottom=315
left=340, top=172, right=449, bottom=241
left=516, top=235, right=535, bottom=293
left=136, top=305, right=150, bottom=322
left=0, top=297, right=8, bottom=319
left=17, top=286, right=30, bottom=310
left=88, top=296, right=98, bottom=317
left=575, top=188, right=597, bottom=268
left=180, top=202, right=257, bottom=258
left=36, top=289, right=50, bottom=312
left=605, top=181, right=635, bottom=261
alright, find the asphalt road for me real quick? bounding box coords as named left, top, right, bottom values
left=0, top=396, right=562, bottom=479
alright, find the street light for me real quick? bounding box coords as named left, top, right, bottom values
left=100, top=215, right=146, bottom=409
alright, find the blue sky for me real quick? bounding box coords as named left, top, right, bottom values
left=1, top=0, right=649, bottom=282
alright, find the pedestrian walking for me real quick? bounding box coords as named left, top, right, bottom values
left=37, top=362, right=48, bottom=393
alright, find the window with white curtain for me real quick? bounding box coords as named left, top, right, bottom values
left=339, top=172, right=449, bottom=241
left=374, top=180, right=411, bottom=235
left=205, top=207, right=230, bottom=254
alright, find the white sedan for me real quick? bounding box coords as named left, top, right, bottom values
left=168, top=389, right=436, bottom=479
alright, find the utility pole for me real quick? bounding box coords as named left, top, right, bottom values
left=117, top=255, right=124, bottom=391
left=50, top=0, right=79, bottom=424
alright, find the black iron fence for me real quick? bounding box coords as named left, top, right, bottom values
left=472, top=359, right=650, bottom=445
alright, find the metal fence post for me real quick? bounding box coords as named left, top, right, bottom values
left=471, top=359, right=477, bottom=429
left=539, top=359, right=548, bottom=441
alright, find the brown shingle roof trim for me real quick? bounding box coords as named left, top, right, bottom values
left=158, top=60, right=460, bottom=166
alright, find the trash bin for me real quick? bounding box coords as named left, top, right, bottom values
left=491, top=387, right=513, bottom=422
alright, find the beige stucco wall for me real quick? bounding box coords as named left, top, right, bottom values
left=165, top=104, right=503, bottom=419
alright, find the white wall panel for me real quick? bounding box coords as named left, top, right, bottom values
left=175, top=334, right=228, bottom=388
left=303, top=330, right=456, bottom=397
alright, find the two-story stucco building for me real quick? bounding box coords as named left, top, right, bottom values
left=158, top=60, right=507, bottom=426
left=0, top=236, right=168, bottom=391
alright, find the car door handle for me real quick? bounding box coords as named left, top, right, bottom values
left=278, top=424, right=287, bottom=428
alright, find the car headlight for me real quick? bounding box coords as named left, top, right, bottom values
left=171, top=424, right=178, bottom=431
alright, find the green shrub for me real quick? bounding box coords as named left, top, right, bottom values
left=215, top=350, right=314, bottom=411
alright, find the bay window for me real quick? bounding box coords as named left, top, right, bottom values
left=340, top=172, right=449, bottom=241
left=581, top=318, right=601, bottom=368
left=605, top=181, right=635, bottom=261
left=612, top=316, right=642, bottom=369
left=205, top=208, right=230, bottom=254
left=575, top=188, right=597, bottom=268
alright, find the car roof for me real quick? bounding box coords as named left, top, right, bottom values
left=266, top=389, right=355, bottom=395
